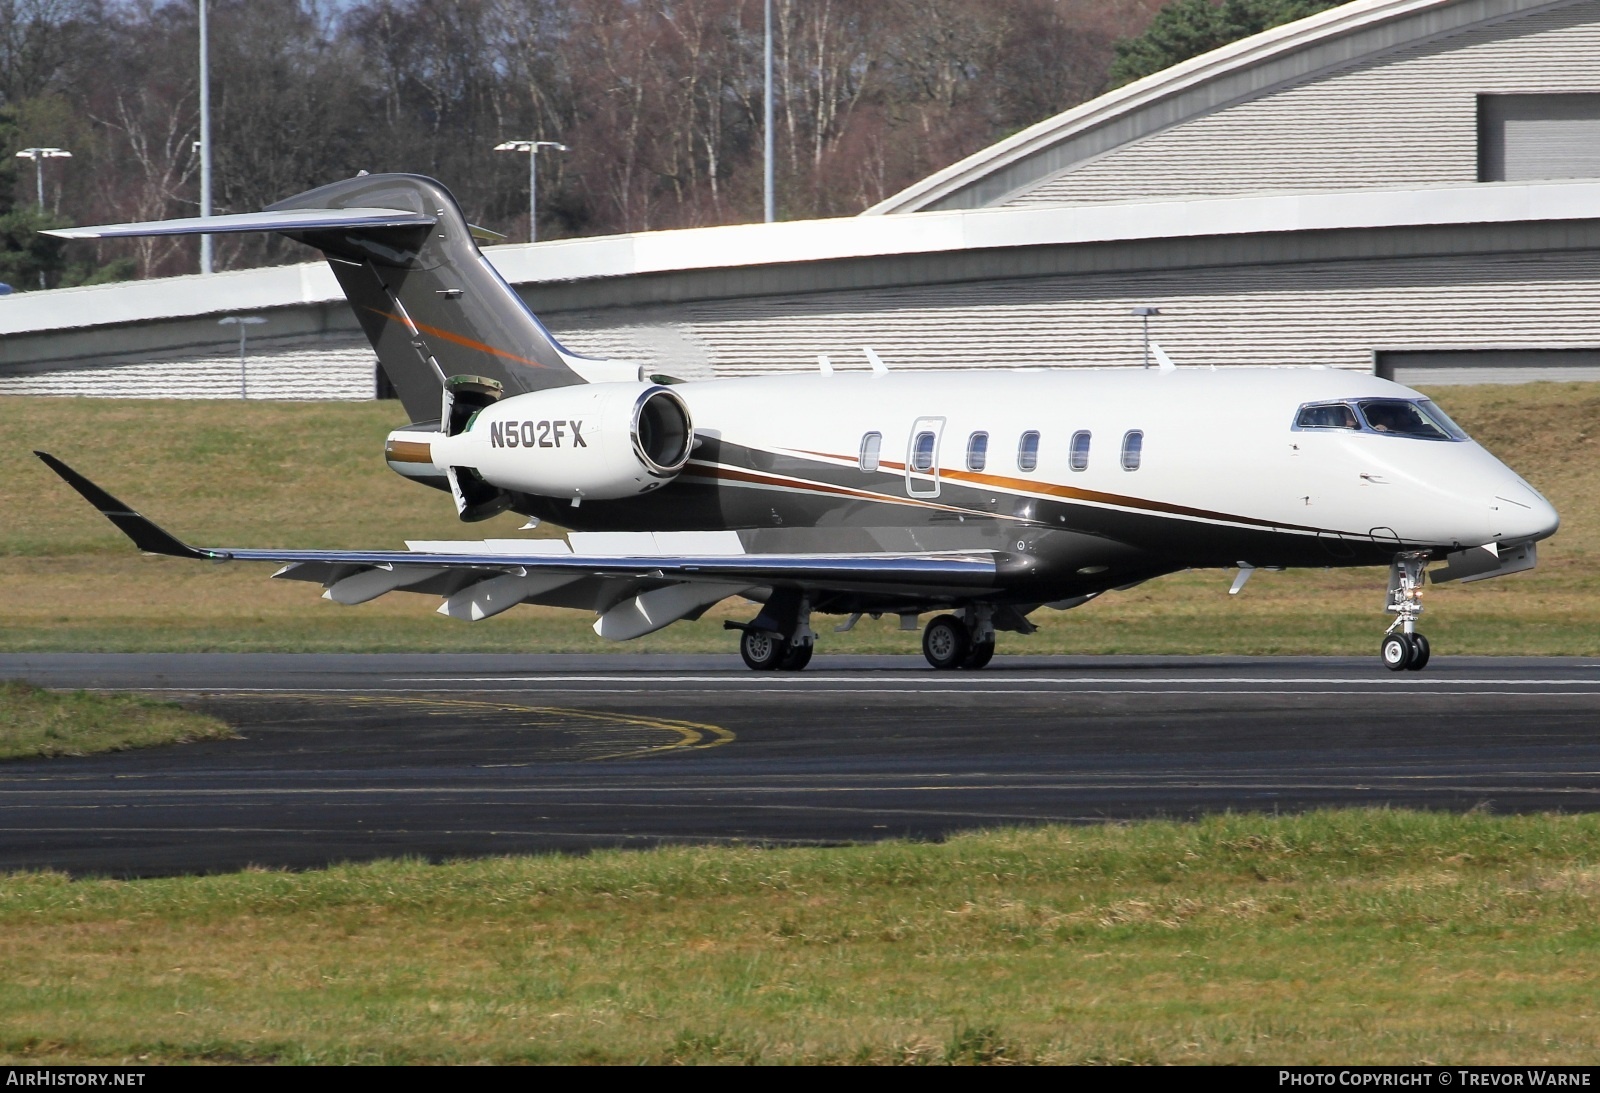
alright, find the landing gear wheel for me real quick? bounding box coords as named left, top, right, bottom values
left=923, top=614, right=969, bottom=670
left=1406, top=632, right=1431, bottom=672
left=740, top=629, right=785, bottom=671
left=779, top=641, right=814, bottom=671
left=961, top=640, right=995, bottom=670
left=1381, top=632, right=1413, bottom=672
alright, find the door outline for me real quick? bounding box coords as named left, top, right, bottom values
left=905, top=416, right=945, bottom=498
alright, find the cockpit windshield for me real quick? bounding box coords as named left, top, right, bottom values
left=1357, top=399, right=1465, bottom=440
left=1293, top=398, right=1468, bottom=441
left=1416, top=399, right=1469, bottom=440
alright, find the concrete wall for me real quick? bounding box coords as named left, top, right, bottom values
left=12, top=242, right=1595, bottom=397
left=548, top=249, right=1600, bottom=378
left=1008, top=0, right=1600, bottom=205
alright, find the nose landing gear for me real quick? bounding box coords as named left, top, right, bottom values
left=1381, top=552, right=1432, bottom=672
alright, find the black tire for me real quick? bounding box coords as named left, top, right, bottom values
left=1406, top=632, right=1431, bottom=672
left=779, top=641, right=814, bottom=671
left=961, top=640, right=995, bottom=670
left=923, top=614, right=969, bottom=670
left=1381, top=632, right=1413, bottom=672
left=740, top=628, right=785, bottom=671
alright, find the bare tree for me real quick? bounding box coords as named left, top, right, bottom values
left=5, top=0, right=1166, bottom=276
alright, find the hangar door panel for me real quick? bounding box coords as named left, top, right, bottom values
left=1479, top=94, right=1600, bottom=181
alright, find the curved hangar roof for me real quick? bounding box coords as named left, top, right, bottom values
left=867, top=0, right=1600, bottom=213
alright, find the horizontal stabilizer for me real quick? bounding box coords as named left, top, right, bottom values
left=43, top=207, right=435, bottom=240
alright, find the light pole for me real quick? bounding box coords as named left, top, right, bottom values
left=764, top=0, right=774, bottom=223
left=1131, top=306, right=1161, bottom=368
left=494, top=139, right=568, bottom=243
left=198, top=0, right=213, bottom=274
left=218, top=315, right=266, bottom=398
left=15, top=148, right=71, bottom=212
left=16, top=148, right=71, bottom=288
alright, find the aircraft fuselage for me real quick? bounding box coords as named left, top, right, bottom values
left=494, top=366, right=1555, bottom=608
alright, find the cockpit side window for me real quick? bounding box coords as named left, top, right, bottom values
left=1295, top=403, right=1359, bottom=430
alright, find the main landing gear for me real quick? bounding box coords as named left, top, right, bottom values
left=729, top=594, right=1004, bottom=672
left=737, top=627, right=813, bottom=671
left=1381, top=552, right=1431, bottom=672
left=727, top=589, right=815, bottom=672
left=922, top=608, right=996, bottom=671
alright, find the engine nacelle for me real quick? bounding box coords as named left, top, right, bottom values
left=430, top=381, right=693, bottom=503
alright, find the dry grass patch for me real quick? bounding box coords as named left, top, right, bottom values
left=0, top=681, right=235, bottom=759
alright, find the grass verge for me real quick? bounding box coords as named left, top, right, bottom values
left=0, top=681, right=235, bottom=759
left=1, top=810, right=1598, bottom=1064
left=4, top=382, right=1599, bottom=654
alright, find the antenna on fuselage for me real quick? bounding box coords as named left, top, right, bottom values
left=862, top=347, right=889, bottom=375
left=817, top=353, right=834, bottom=376
left=1150, top=342, right=1178, bottom=374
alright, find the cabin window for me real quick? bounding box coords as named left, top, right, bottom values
left=1017, top=431, right=1040, bottom=473
left=1121, top=430, right=1143, bottom=471
left=966, top=431, right=989, bottom=472
left=1295, top=402, right=1359, bottom=430
left=911, top=431, right=937, bottom=472
left=1069, top=430, right=1091, bottom=472
left=859, top=432, right=882, bottom=472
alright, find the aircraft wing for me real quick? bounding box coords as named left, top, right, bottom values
left=37, top=453, right=1000, bottom=640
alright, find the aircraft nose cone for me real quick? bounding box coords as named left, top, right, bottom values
left=1492, top=487, right=1559, bottom=545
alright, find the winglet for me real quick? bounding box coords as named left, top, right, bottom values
left=33, top=452, right=216, bottom=560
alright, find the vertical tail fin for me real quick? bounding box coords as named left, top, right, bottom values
left=270, top=174, right=593, bottom=420
left=47, top=173, right=605, bottom=422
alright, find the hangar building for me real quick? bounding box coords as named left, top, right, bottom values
left=3, top=0, right=1600, bottom=396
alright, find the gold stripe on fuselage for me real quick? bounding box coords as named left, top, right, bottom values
left=776, top=447, right=1353, bottom=538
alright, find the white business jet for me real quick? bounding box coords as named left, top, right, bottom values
left=39, top=174, right=1558, bottom=672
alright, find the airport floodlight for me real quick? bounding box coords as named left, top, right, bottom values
left=219, top=315, right=268, bottom=399
left=1130, top=306, right=1162, bottom=368
left=494, top=140, right=569, bottom=243
left=15, top=148, right=72, bottom=212
left=17, top=148, right=72, bottom=287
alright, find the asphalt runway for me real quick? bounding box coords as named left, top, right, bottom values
left=3, top=652, right=1600, bottom=877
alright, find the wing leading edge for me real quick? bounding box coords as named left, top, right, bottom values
left=36, top=453, right=1001, bottom=639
